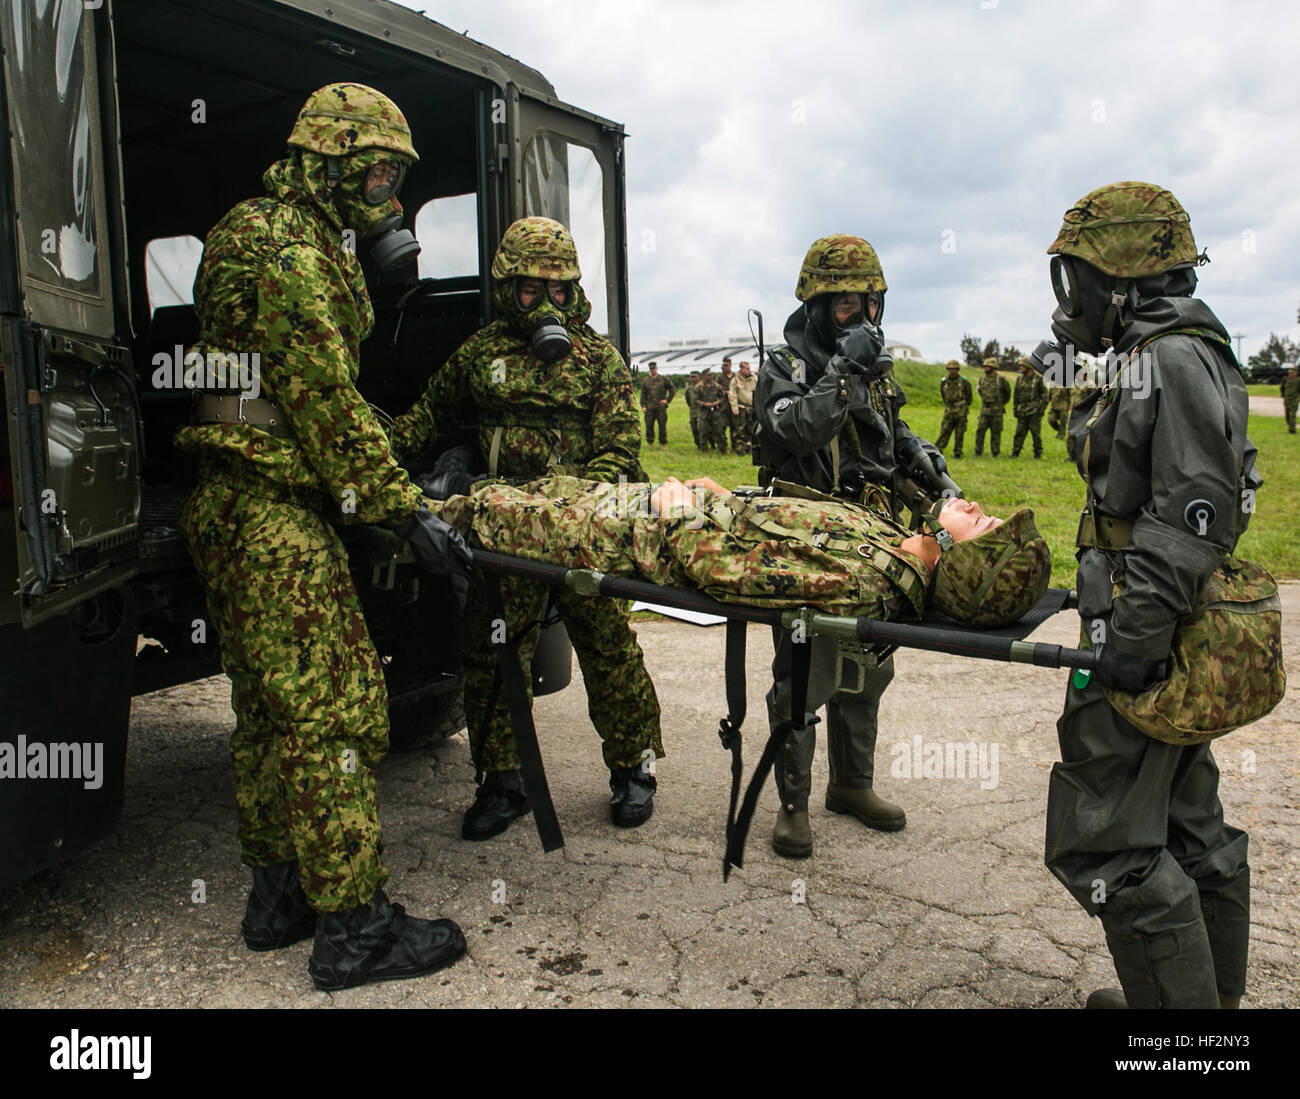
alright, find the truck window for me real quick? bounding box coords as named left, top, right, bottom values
left=414, top=194, right=478, bottom=280
left=523, top=134, right=607, bottom=337
left=145, top=235, right=204, bottom=313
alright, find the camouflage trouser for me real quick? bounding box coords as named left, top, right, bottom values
left=464, top=575, right=664, bottom=774
left=934, top=409, right=968, bottom=456
left=700, top=408, right=729, bottom=452
left=732, top=406, right=754, bottom=454
left=1046, top=667, right=1250, bottom=999
left=766, top=629, right=895, bottom=811
left=1285, top=400, right=1297, bottom=433
left=688, top=408, right=703, bottom=449
left=1047, top=404, right=1069, bottom=438
left=1011, top=413, right=1044, bottom=457
left=974, top=411, right=1004, bottom=456
left=179, top=474, right=389, bottom=912
left=644, top=407, right=668, bottom=444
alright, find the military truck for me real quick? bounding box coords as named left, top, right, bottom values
left=0, top=0, right=630, bottom=887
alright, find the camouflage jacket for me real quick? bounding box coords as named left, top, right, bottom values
left=1048, top=385, right=1073, bottom=412
left=1013, top=372, right=1048, bottom=417
left=438, top=475, right=929, bottom=620
left=977, top=372, right=1010, bottom=412
left=1069, top=297, right=1262, bottom=660
left=390, top=287, right=643, bottom=483
left=730, top=372, right=757, bottom=413
left=695, top=377, right=726, bottom=411
left=939, top=375, right=972, bottom=413
left=683, top=380, right=699, bottom=409
left=754, top=306, right=942, bottom=516
left=174, top=156, right=422, bottom=526
left=1281, top=376, right=1300, bottom=403
left=640, top=373, right=676, bottom=408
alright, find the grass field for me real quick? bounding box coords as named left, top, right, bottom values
left=640, top=362, right=1299, bottom=587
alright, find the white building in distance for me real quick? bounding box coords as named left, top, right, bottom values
left=630, top=336, right=922, bottom=374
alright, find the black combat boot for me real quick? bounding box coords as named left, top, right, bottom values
left=461, top=769, right=530, bottom=840
left=1096, top=908, right=1219, bottom=1008
left=1201, top=871, right=1250, bottom=1009
left=307, top=890, right=467, bottom=991
left=241, top=860, right=317, bottom=951
left=609, top=767, right=656, bottom=827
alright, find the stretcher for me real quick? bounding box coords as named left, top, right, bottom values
left=461, top=547, right=1096, bottom=879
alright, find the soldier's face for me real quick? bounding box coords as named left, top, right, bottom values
left=362, top=159, right=406, bottom=205
left=831, top=294, right=865, bottom=327
left=939, top=496, right=1003, bottom=542
left=516, top=278, right=572, bottom=310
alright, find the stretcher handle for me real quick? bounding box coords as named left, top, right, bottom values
left=852, top=615, right=1097, bottom=670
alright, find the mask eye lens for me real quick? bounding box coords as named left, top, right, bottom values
left=1051, top=256, right=1080, bottom=317
left=362, top=161, right=405, bottom=205
left=546, top=281, right=572, bottom=308
left=514, top=278, right=545, bottom=310
left=830, top=293, right=864, bottom=328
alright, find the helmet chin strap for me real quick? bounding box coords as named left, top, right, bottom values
left=326, top=156, right=342, bottom=190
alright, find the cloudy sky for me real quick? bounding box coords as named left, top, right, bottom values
left=396, top=0, right=1298, bottom=363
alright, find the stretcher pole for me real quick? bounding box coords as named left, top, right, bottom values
left=780, top=610, right=1098, bottom=671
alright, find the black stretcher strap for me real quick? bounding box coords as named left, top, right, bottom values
left=483, top=571, right=564, bottom=852
left=723, top=631, right=815, bottom=880
left=717, top=619, right=748, bottom=872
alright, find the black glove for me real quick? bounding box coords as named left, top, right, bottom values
left=897, top=436, right=963, bottom=501
left=833, top=323, right=885, bottom=375
left=1093, top=645, right=1168, bottom=694
left=396, top=509, right=473, bottom=576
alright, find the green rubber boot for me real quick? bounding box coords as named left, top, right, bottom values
left=825, top=785, right=906, bottom=832
left=772, top=808, right=812, bottom=858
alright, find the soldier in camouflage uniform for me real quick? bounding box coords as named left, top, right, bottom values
left=753, top=234, right=961, bottom=858
left=1281, top=363, right=1299, bottom=433
left=719, top=357, right=739, bottom=451
left=175, top=83, right=469, bottom=991
left=1047, top=380, right=1073, bottom=443
left=696, top=367, right=729, bottom=452
left=974, top=357, right=1011, bottom=456
left=684, top=370, right=703, bottom=449
left=640, top=361, right=675, bottom=445
left=436, top=475, right=1048, bottom=626
left=729, top=361, right=757, bottom=455
left=1010, top=357, right=1049, bottom=458
left=935, top=360, right=973, bottom=458
left=391, top=217, right=664, bottom=836
left=1044, top=181, right=1260, bottom=1008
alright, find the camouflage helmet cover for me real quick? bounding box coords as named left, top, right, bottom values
left=1047, top=181, right=1200, bottom=278
left=490, top=217, right=582, bottom=282
left=931, top=508, right=1051, bottom=628
left=982, top=357, right=999, bottom=369
left=946, top=359, right=960, bottom=368
left=795, top=234, right=887, bottom=302
left=287, top=83, right=418, bottom=162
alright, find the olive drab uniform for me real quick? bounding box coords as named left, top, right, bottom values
left=729, top=370, right=757, bottom=455
left=176, top=85, right=428, bottom=913
left=640, top=370, right=675, bottom=445
left=1045, top=182, right=1260, bottom=1008
left=696, top=372, right=728, bottom=452
left=718, top=364, right=739, bottom=451
left=974, top=365, right=1011, bottom=456
left=1011, top=368, right=1048, bottom=458
left=390, top=218, right=663, bottom=778
left=754, top=234, right=952, bottom=829
left=684, top=372, right=703, bottom=448
left=935, top=369, right=973, bottom=457
left=1281, top=369, right=1299, bottom=433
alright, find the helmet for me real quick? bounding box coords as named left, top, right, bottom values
left=946, top=360, right=960, bottom=369
left=1047, top=181, right=1200, bottom=278
left=490, top=217, right=582, bottom=282
left=983, top=357, right=999, bottom=369
left=795, top=234, right=887, bottom=302
left=287, top=83, right=419, bottom=162
left=931, top=509, right=1051, bottom=627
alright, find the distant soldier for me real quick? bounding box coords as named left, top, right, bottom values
left=640, top=361, right=675, bottom=445
left=1010, top=357, right=1048, bottom=458
left=1047, top=379, right=1072, bottom=441
left=729, top=360, right=757, bottom=454
left=1281, top=363, right=1299, bottom=434
left=696, top=367, right=728, bottom=452
left=684, top=370, right=703, bottom=449
left=935, top=359, right=973, bottom=458
left=719, top=357, right=739, bottom=451
left=974, top=357, right=1011, bottom=456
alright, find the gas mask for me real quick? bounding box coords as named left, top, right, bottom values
left=807, top=291, right=885, bottom=352
left=1049, top=254, right=1125, bottom=355
left=330, top=152, right=420, bottom=273
left=512, top=278, right=575, bottom=362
